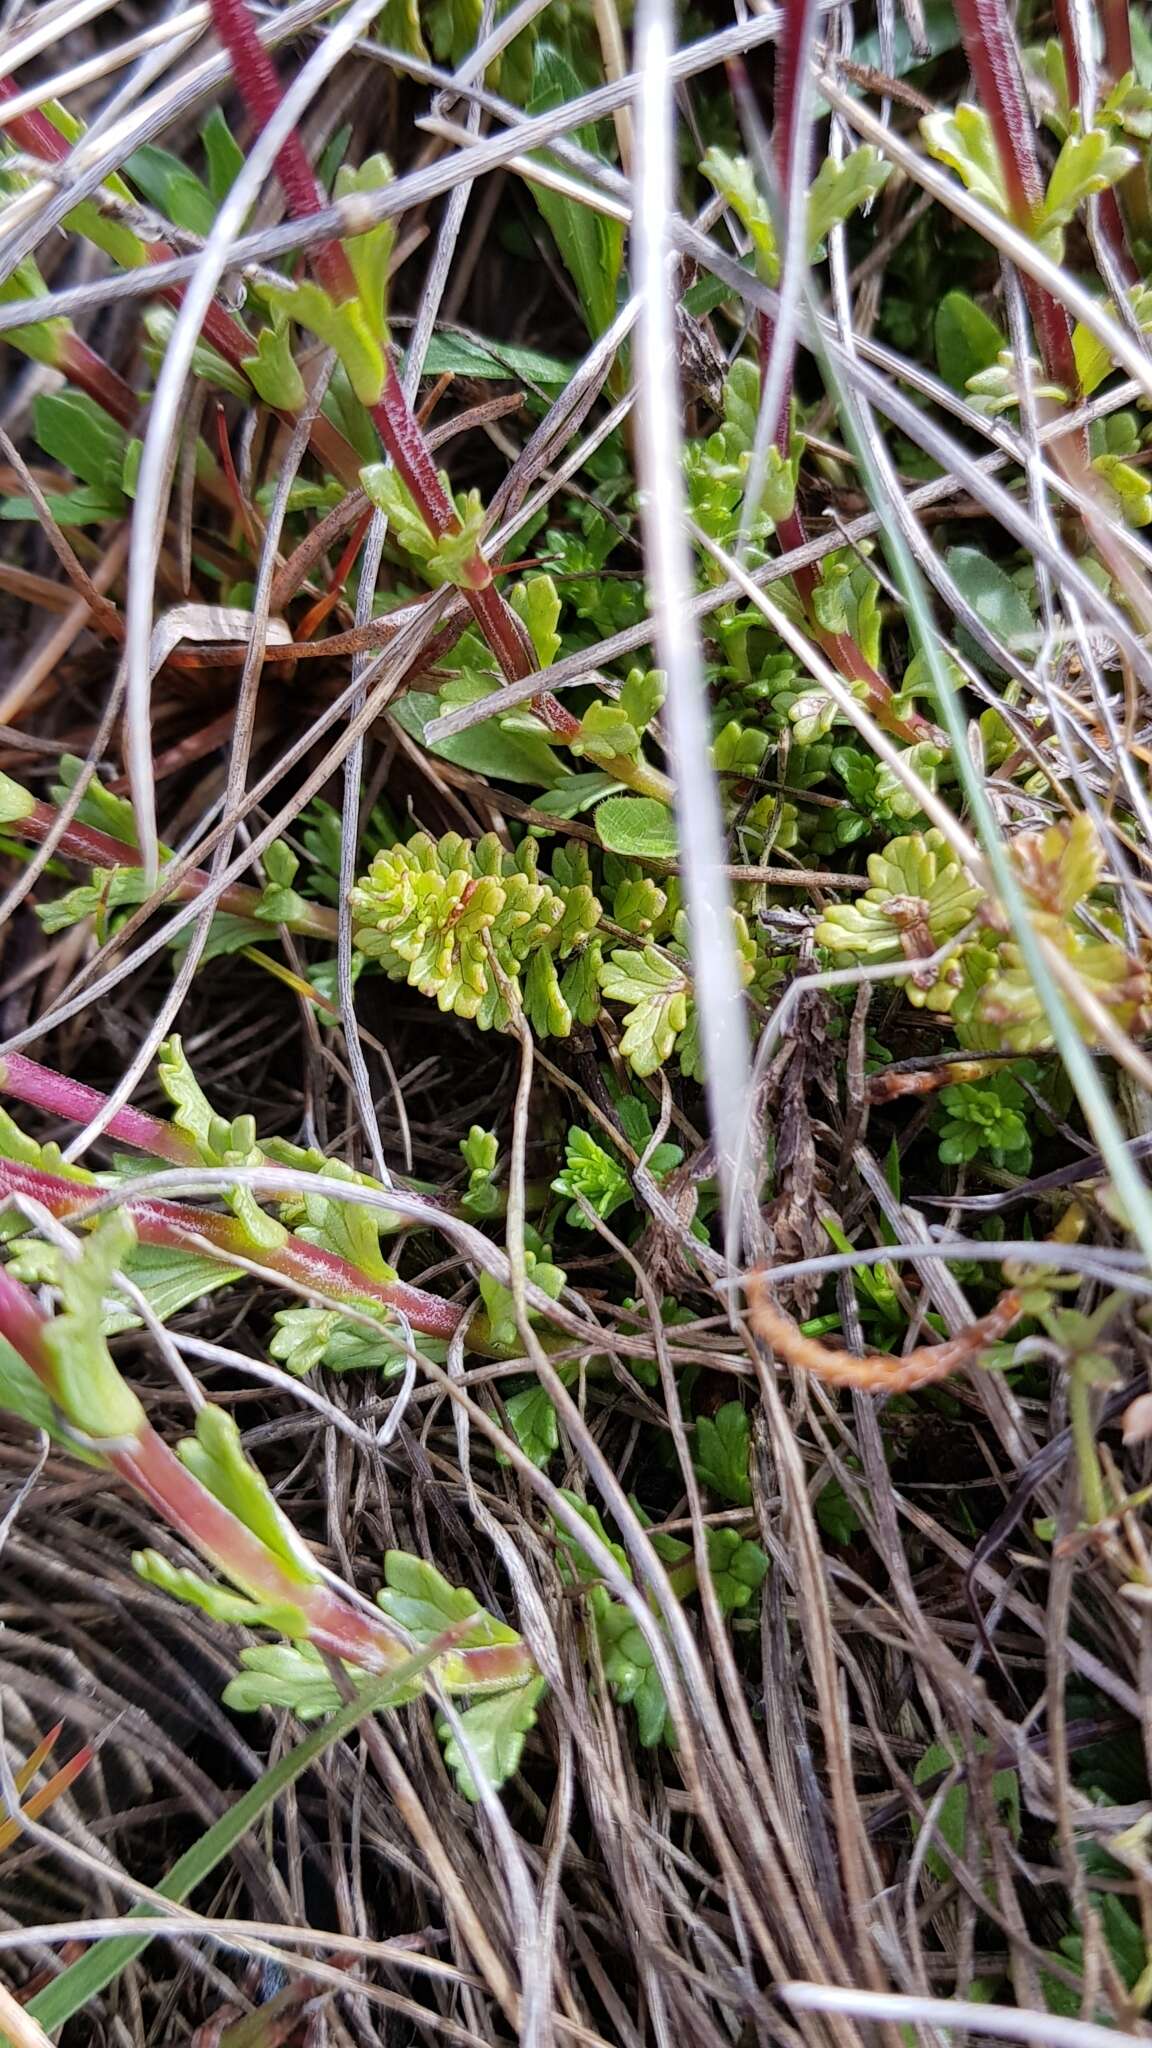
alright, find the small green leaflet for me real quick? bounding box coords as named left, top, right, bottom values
left=438, top=1677, right=547, bottom=1800
left=595, top=796, right=678, bottom=862
left=390, top=690, right=568, bottom=788
left=693, top=1402, right=752, bottom=1507
left=946, top=546, right=1036, bottom=671
left=375, top=1550, right=520, bottom=1649
left=934, top=291, right=1004, bottom=393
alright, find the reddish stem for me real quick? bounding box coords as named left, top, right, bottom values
left=0, top=78, right=363, bottom=485
left=0, top=1257, right=524, bottom=1681
left=0, top=1052, right=193, bottom=1163
left=1051, top=0, right=1139, bottom=287
left=9, top=795, right=338, bottom=940
left=0, top=1152, right=463, bottom=1340
left=205, top=0, right=573, bottom=729
left=952, top=0, right=1081, bottom=397
left=57, top=333, right=138, bottom=427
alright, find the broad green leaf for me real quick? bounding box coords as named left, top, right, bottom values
left=201, top=106, right=244, bottom=204
left=920, top=105, right=1009, bottom=215
left=376, top=1550, right=519, bottom=1648
left=390, top=690, right=567, bottom=787
left=912, top=1737, right=1020, bottom=1883
left=124, top=144, right=216, bottom=235
left=599, top=947, right=689, bottom=1075
left=706, top=1527, right=768, bottom=1613
left=438, top=1676, right=547, bottom=1799
left=503, top=1383, right=559, bottom=1466
left=527, top=44, right=623, bottom=339
left=1038, top=129, right=1137, bottom=254
left=946, top=546, right=1036, bottom=668
left=510, top=573, right=562, bottom=668
left=416, top=332, right=572, bottom=385
left=0, top=1333, right=57, bottom=1439
left=33, top=390, right=126, bottom=489
left=7, top=1238, right=242, bottom=1334
left=694, top=1402, right=752, bottom=1506
left=594, top=797, right=678, bottom=861
left=223, top=1641, right=386, bottom=1717
left=51, top=754, right=145, bottom=850
left=934, top=291, right=1004, bottom=391
left=807, top=147, right=891, bottom=251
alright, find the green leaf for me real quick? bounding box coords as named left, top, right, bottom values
left=934, top=291, right=1004, bottom=391
left=510, top=573, right=561, bottom=668
left=1038, top=128, right=1137, bottom=254
left=595, top=796, right=677, bottom=861
left=700, top=148, right=777, bottom=283
left=807, top=146, right=891, bottom=251
left=912, top=1737, right=1020, bottom=1883
left=0, top=772, right=37, bottom=826
left=597, top=1597, right=668, bottom=1745
left=694, top=1402, right=752, bottom=1506
left=222, top=1641, right=384, bottom=1718
left=552, top=1126, right=631, bottom=1227
left=416, top=331, right=572, bottom=384
left=0, top=1333, right=58, bottom=1440
left=390, top=689, right=567, bottom=788
left=50, top=754, right=144, bottom=849
left=526, top=44, right=624, bottom=339
left=242, top=320, right=307, bottom=412
left=376, top=1550, right=520, bottom=1648
left=920, top=104, right=1010, bottom=215
left=124, top=143, right=216, bottom=235
left=268, top=1304, right=406, bottom=1378
left=9, top=1238, right=242, bottom=1334
left=133, top=1551, right=307, bottom=1636
left=438, top=1676, right=547, bottom=1799
left=40, top=1216, right=146, bottom=1440
left=33, top=391, right=127, bottom=490
left=201, top=106, right=244, bottom=205
left=502, top=1383, right=559, bottom=1466
left=179, top=1405, right=319, bottom=1583
left=599, top=947, right=689, bottom=1076
left=946, top=546, right=1036, bottom=667
left=705, top=1527, right=768, bottom=1613
left=332, top=155, right=396, bottom=346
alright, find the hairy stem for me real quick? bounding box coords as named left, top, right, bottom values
left=0, top=1152, right=463, bottom=1339
left=952, top=0, right=1080, bottom=397
left=0, top=1052, right=194, bottom=1163
left=5, top=792, right=339, bottom=940
left=206, top=0, right=575, bottom=731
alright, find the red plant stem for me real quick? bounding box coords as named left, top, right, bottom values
left=0, top=79, right=363, bottom=485
left=1101, top=0, right=1152, bottom=249
left=0, top=1052, right=193, bottom=1163
left=952, top=0, right=1081, bottom=398
left=0, top=1152, right=463, bottom=1339
left=206, top=0, right=578, bottom=734
left=737, top=35, right=937, bottom=749
left=0, top=1258, right=524, bottom=1682
left=7, top=795, right=339, bottom=940
left=57, top=333, right=138, bottom=427
left=1051, top=0, right=1139, bottom=287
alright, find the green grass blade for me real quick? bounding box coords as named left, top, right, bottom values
left=25, top=1661, right=419, bottom=2035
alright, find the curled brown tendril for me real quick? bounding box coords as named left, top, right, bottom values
left=746, top=1276, right=1022, bottom=1393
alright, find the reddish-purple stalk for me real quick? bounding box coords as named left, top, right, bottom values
left=1051, top=0, right=1139, bottom=288
left=734, top=38, right=936, bottom=747
left=206, top=0, right=579, bottom=737
left=951, top=0, right=1081, bottom=400
left=0, top=1259, right=523, bottom=1684
left=7, top=793, right=339, bottom=940
left=0, top=78, right=364, bottom=486
left=0, top=1052, right=194, bottom=1163
left=0, top=1150, right=463, bottom=1340
left=1100, top=0, right=1152, bottom=249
